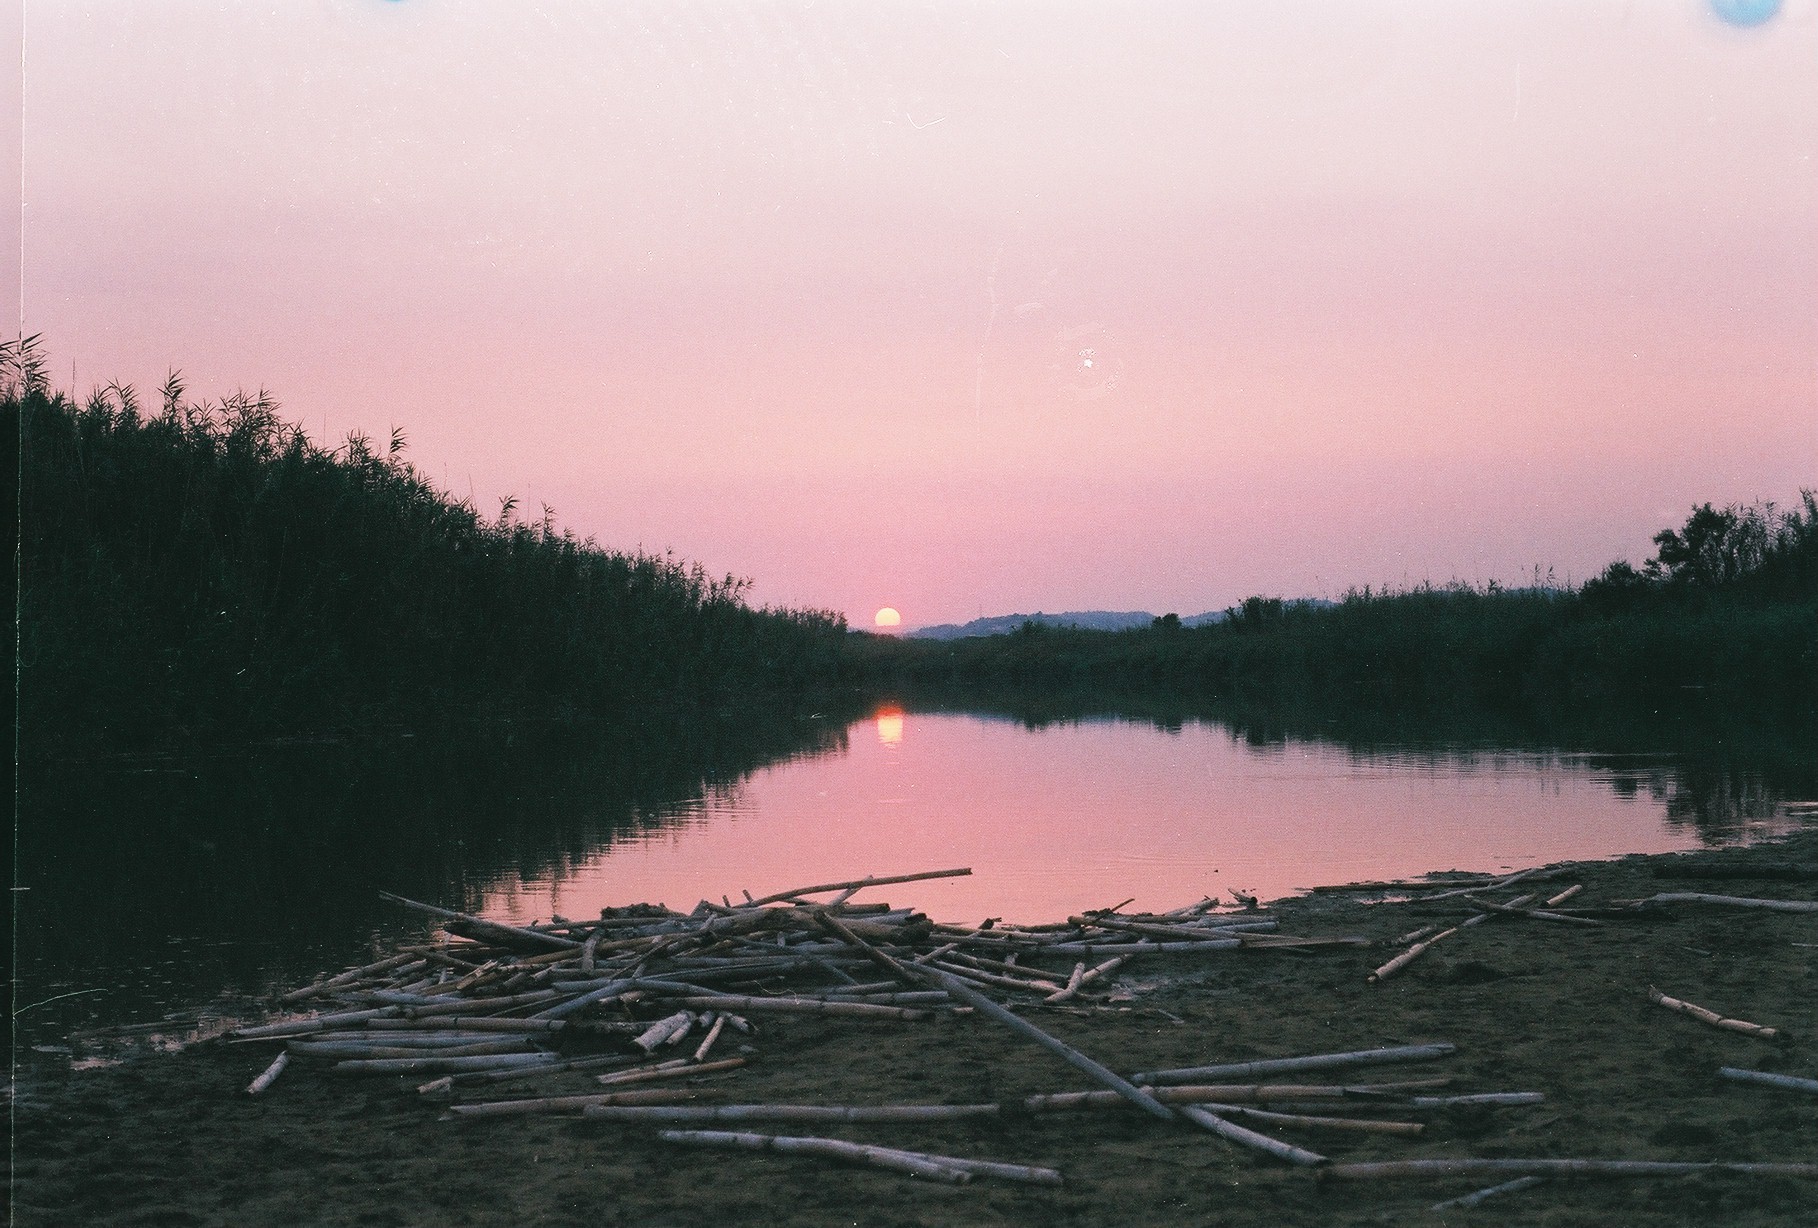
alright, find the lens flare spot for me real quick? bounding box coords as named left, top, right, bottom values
left=1710, top=0, right=1781, bottom=26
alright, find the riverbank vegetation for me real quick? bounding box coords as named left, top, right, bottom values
left=8, top=341, right=847, bottom=755
left=854, top=497, right=1818, bottom=722
left=14, top=335, right=1812, bottom=754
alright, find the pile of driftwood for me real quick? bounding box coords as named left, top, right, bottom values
left=228, top=865, right=1817, bottom=1198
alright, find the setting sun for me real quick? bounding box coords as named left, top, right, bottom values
left=874, top=704, right=904, bottom=745
left=874, top=607, right=901, bottom=628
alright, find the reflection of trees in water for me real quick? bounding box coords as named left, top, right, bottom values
left=14, top=707, right=854, bottom=1029
left=885, top=684, right=1814, bottom=841
left=1610, top=761, right=1798, bottom=839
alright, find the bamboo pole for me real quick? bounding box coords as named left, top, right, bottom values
left=288, top=1028, right=489, bottom=1044
left=1648, top=987, right=1780, bottom=1040
left=437, top=1053, right=643, bottom=1088
left=656, top=1129, right=1062, bottom=1186
left=939, top=949, right=1064, bottom=981
left=932, top=972, right=1177, bottom=1122
left=814, top=991, right=951, bottom=1006
left=280, top=952, right=423, bottom=1003
left=1190, top=1103, right=1422, bottom=1136
left=743, top=868, right=971, bottom=908
left=446, top=1087, right=701, bottom=1118
left=1718, top=1067, right=1818, bottom=1094
left=1133, top=1043, right=1456, bottom=1085
left=360, top=988, right=468, bottom=1007
left=1065, top=915, right=1249, bottom=942
left=594, top=1057, right=747, bottom=1087
left=1309, top=877, right=1503, bottom=894
left=693, top=1013, right=727, bottom=1061
left=654, top=1130, right=971, bottom=1183
left=815, top=912, right=1176, bottom=1122
left=1634, top=892, right=1818, bottom=913
left=1368, top=894, right=1535, bottom=983
left=1430, top=1176, right=1546, bottom=1210
left=1323, top=1159, right=1818, bottom=1180
left=528, top=978, right=637, bottom=1022
left=406, top=989, right=561, bottom=1017
left=595, top=1058, right=691, bottom=1084
left=927, top=959, right=1065, bottom=995
left=333, top=1052, right=567, bottom=1075
left=1176, top=1105, right=1327, bottom=1166
left=1045, top=954, right=1130, bottom=1004
left=1234, top=933, right=1370, bottom=949
left=584, top=1103, right=1002, bottom=1125
left=1367, top=927, right=1459, bottom=983
left=229, top=1007, right=401, bottom=1039
left=911, top=941, right=961, bottom=965
left=444, top=1017, right=568, bottom=1034
left=378, top=892, right=582, bottom=950
left=288, top=1038, right=535, bottom=1060
left=1462, top=896, right=1605, bottom=926
left=245, top=1051, right=290, bottom=1096
left=633, top=1011, right=696, bottom=1054
left=1039, top=939, right=1242, bottom=957
left=1418, top=867, right=1553, bottom=902
left=1018, top=1079, right=1454, bottom=1111
left=665, top=995, right=935, bottom=1020
left=722, top=934, right=862, bottom=986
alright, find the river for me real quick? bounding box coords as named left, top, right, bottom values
left=14, top=700, right=1811, bottom=1047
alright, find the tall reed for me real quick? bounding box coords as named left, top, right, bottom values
left=9, top=349, right=847, bottom=753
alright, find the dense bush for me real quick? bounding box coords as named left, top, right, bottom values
left=857, top=499, right=1817, bottom=719
left=9, top=340, right=847, bottom=752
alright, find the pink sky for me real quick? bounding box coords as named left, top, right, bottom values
left=14, top=1, right=1816, bottom=628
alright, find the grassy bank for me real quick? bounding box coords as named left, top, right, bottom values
left=9, top=350, right=847, bottom=754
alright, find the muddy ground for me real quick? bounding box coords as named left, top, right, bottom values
left=10, top=831, right=1817, bottom=1227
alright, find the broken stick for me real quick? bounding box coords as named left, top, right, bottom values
left=1648, top=987, right=1780, bottom=1040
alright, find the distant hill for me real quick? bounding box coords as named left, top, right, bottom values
left=908, top=609, right=1230, bottom=640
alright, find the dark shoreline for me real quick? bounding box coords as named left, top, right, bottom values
left=12, top=827, right=1816, bottom=1228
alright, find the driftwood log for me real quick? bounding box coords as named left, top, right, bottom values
left=1324, top=1158, right=1818, bottom=1180
left=245, top=1051, right=289, bottom=1096
left=1648, top=987, right=1780, bottom=1040
left=656, top=1129, right=1064, bottom=1186
left=814, top=911, right=1177, bottom=1123
left=1368, top=894, right=1536, bottom=983
left=444, top=1088, right=701, bottom=1119
left=236, top=866, right=1577, bottom=1188
left=585, top=1102, right=1001, bottom=1125
left=1430, top=1176, right=1547, bottom=1209
left=1177, top=1104, right=1327, bottom=1166
left=743, top=867, right=971, bottom=908
left=1190, top=1103, right=1422, bottom=1136
left=1134, top=1043, right=1456, bottom=1085
left=1631, top=892, right=1818, bottom=913
left=1718, top=1067, right=1818, bottom=1095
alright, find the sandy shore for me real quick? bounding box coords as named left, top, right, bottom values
left=11, top=830, right=1817, bottom=1227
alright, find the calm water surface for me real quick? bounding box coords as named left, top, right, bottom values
left=478, top=708, right=1801, bottom=927
left=16, top=705, right=1807, bottom=1044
